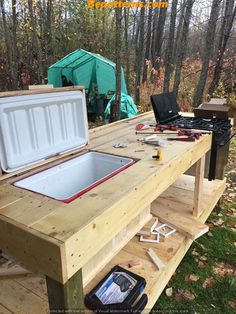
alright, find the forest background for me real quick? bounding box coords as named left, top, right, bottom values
left=0, top=0, right=235, bottom=113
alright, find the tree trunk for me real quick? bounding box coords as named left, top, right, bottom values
left=11, top=0, right=18, bottom=89
left=0, top=0, right=18, bottom=90
left=208, top=1, right=236, bottom=96
left=110, top=7, right=122, bottom=122
left=134, top=1, right=145, bottom=104
left=28, top=0, right=44, bottom=83
left=163, top=0, right=178, bottom=92
left=153, top=2, right=168, bottom=71
left=124, top=6, right=130, bottom=94
left=172, top=0, right=186, bottom=65
left=45, top=0, right=53, bottom=72
left=173, top=0, right=195, bottom=96
left=143, top=0, right=153, bottom=83
left=193, top=0, right=222, bottom=107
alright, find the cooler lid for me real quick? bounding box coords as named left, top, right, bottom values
left=0, top=90, right=89, bottom=173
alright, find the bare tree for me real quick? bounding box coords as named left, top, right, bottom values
left=193, top=0, right=223, bottom=107
left=135, top=0, right=145, bottom=103
left=0, top=0, right=18, bottom=89
left=110, top=7, right=122, bottom=122
left=28, top=0, right=44, bottom=82
left=173, top=0, right=195, bottom=96
left=152, top=2, right=168, bottom=71
left=124, top=5, right=130, bottom=93
left=143, top=0, right=153, bottom=83
left=163, top=0, right=179, bottom=92
left=208, top=0, right=236, bottom=96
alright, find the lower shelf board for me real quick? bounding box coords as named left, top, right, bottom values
left=0, top=175, right=225, bottom=313
left=84, top=175, right=226, bottom=310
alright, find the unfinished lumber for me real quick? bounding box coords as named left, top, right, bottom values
left=82, top=206, right=151, bottom=286
left=193, top=155, right=206, bottom=217
left=0, top=86, right=84, bottom=98
left=46, top=269, right=84, bottom=313
left=151, top=204, right=209, bottom=240
left=147, top=248, right=165, bottom=270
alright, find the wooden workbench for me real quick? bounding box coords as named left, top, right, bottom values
left=0, top=111, right=225, bottom=313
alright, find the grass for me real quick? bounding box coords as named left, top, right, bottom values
left=151, top=140, right=236, bottom=313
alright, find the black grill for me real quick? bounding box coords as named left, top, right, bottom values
left=151, top=93, right=234, bottom=181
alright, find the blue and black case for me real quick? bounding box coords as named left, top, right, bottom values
left=84, top=265, right=148, bottom=313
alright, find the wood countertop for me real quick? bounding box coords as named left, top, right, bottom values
left=0, top=112, right=212, bottom=283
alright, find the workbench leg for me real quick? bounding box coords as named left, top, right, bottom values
left=193, top=155, right=205, bottom=218
left=46, top=268, right=85, bottom=313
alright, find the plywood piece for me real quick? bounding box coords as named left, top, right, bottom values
left=193, top=155, right=205, bottom=217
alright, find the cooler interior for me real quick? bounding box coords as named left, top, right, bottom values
left=14, top=152, right=135, bottom=202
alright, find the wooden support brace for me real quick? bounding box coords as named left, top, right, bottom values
left=46, top=269, right=85, bottom=313
left=193, top=155, right=206, bottom=217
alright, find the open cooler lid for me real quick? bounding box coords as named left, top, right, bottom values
left=0, top=90, right=89, bottom=173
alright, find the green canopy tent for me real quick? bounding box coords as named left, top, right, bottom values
left=48, top=49, right=128, bottom=119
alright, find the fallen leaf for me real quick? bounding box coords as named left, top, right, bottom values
left=176, top=289, right=195, bottom=301
left=198, top=261, right=205, bottom=268
left=202, top=277, right=216, bottom=288
left=200, top=255, right=208, bottom=261
left=228, top=300, right=236, bottom=309
left=189, top=274, right=199, bottom=282
left=212, top=218, right=224, bottom=226
left=213, top=262, right=235, bottom=277
left=191, top=249, right=199, bottom=256
left=165, top=287, right=173, bottom=297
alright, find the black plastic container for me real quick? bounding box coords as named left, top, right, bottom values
left=84, top=265, right=148, bottom=313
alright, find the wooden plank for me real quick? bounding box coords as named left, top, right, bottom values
left=29, top=84, right=53, bottom=90
left=0, top=185, right=26, bottom=210
left=151, top=202, right=209, bottom=240
left=0, top=215, right=67, bottom=284
left=193, top=155, right=205, bottom=217
left=0, top=86, right=84, bottom=98
left=147, top=248, right=165, bottom=270
left=0, top=303, right=12, bottom=314
left=46, top=269, right=84, bottom=312
left=0, top=195, right=65, bottom=227
left=14, top=276, right=48, bottom=301
left=0, top=279, right=49, bottom=314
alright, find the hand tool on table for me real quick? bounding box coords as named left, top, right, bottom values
left=135, top=123, right=156, bottom=131
left=152, top=148, right=163, bottom=160
left=136, top=130, right=204, bottom=138
left=167, top=137, right=195, bottom=142
left=155, top=124, right=178, bottom=132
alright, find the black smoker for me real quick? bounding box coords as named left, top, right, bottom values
left=151, top=93, right=234, bottom=181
